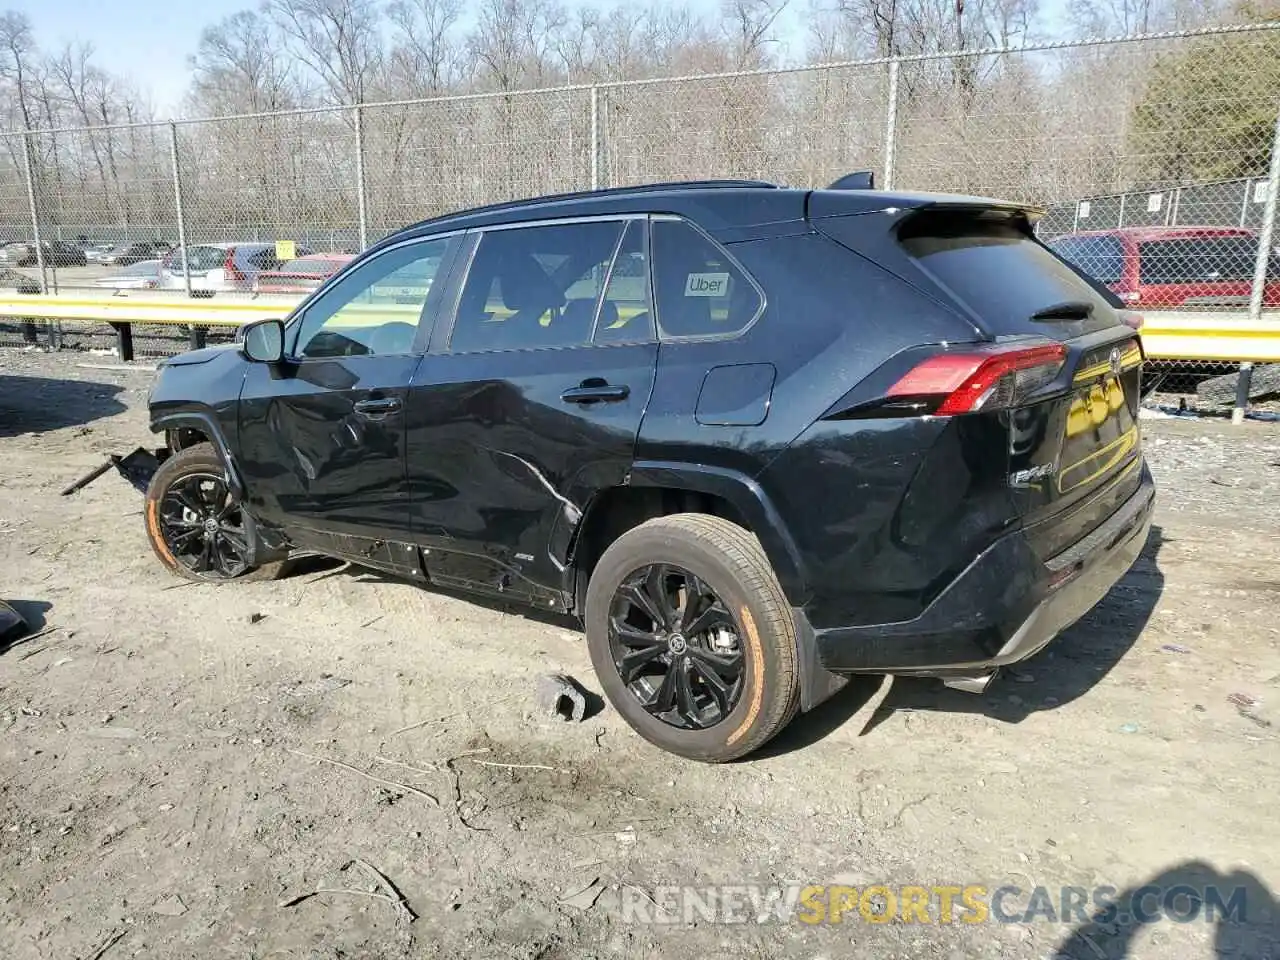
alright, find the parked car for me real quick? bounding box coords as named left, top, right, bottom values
left=100, top=241, right=172, bottom=266
left=93, top=259, right=162, bottom=290
left=141, top=177, right=1153, bottom=761
left=0, top=239, right=88, bottom=267
left=1048, top=226, right=1280, bottom=309
left=158, top=243, right=312, bottom=294
left=253, top=253, right=356, bottom=295
left=84, top=243, right=117, bottom=263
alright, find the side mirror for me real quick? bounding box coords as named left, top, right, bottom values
left=242, top=318, right=285, bottom=363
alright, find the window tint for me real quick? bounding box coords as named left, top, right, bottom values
left=246, top=249, right=277, bottom=270
left=651, top=219, right=761, bottom=338
left=901, top=213, right=1119, bottom=336
left=1048, top=235, right=1125, bottom=284
left=1138, top=236, right=1258, bottom=284
left=450, top=221, right=624, bottom=353
left=594, top=221, right=653, bottom=343
left=294, top=238, right=451, bottom=359
left=182, top=246, right=226, bottom=272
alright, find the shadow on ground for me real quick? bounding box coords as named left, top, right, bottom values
left=0, top=599, right=53, bottom=656
left=1053, top=861, right=1278, bottom=959
left=0, top=374, right=126, bottom=437
left=764, top=525, right=1167, bottom=752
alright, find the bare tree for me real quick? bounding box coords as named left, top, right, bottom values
left=721, top=0, right=792, bottom=66
left=0, top=10, right=38, bottom=130
left=189, top=11, right=302, bottom=114
left=387, top=0, right=464, bottom=95
left=266, top=0, right=384, bottom=105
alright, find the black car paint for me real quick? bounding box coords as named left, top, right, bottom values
left=148, top=181, right=1152, bottom=708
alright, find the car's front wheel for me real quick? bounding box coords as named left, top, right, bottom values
left=144, top=443, right=286, bottom=582
left=584, top=514, right=800, bottom=762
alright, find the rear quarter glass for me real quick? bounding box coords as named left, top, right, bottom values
left=899, top=213, right=1124, bottom=339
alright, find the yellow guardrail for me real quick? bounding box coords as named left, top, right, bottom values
left=1138, top=312, right=1280, bottom=363
left=0, top=293, right=298, bottom=328
left=1, top=297, right=1278, bottom=364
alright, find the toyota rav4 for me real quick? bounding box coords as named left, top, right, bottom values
left=142, top=177, right=1155, bottom=761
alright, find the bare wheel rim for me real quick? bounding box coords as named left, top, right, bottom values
left=157, top=471, right=251, bottom=579
left=607, top=563, right=745, bottom=730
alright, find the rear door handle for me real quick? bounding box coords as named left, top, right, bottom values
left=561, top=383, right=630, bottom=404
left=353, top=397, right=402, bottom=418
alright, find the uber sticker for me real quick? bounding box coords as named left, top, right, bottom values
left=685, top=272, right=730, bottom=297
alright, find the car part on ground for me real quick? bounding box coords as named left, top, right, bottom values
left=1195, top=362, right=1280, bottom=406
left=60, top=447, right=164, bottom=497
left=536, top=674, right=589, bottom=722
left=140, top=177, right=1154, bottom=761
left=0, top=600, right=27, bottom=644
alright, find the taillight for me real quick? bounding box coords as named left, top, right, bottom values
left=1119, top=310, right=1143, bottom=331
left=224, top=247, right=245, bottom=285
left=886, top=342, right=1068, bottom=415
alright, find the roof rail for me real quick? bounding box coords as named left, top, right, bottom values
left=394, top=179, right=779, bottom=237
left=828, top=171, right=876, bottom=191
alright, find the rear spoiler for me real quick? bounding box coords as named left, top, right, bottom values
left=806, top=187, right=1044, bottom=225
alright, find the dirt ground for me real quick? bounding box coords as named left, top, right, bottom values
left=2, top=348, right=1278, bottom=960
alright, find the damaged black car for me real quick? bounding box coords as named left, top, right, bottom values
left=141, top=177, right=1154, bottom=761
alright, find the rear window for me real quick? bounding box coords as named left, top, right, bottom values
left=1137, top=236, right=1257, bottom=284
left=900, top=213, right=1121, bottom=336
left=1047, top=235, right=1125, bottom=284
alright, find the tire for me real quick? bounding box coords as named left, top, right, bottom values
left=1196, top=363, right=1280, bottom=407
left=144, top=443, right=286, bottom=583
left=584, top=513, right=800, bottom=762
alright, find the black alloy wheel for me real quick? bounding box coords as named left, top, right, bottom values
left=608, top=563, right=746, bottom=729
left=155, top=471, right=252, bottom=578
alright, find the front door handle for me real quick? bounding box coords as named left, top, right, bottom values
left=353, top=396, right=402, bottom=418
left=561, top=382, right=630, bottom=404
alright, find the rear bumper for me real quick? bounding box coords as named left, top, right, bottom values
left=808, top=463, right=1155, bottom=675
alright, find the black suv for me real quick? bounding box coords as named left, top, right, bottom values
left=143, top=178, right=1155, bottom=761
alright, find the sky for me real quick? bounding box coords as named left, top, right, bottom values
left=17, top=0, right=811, bottom=116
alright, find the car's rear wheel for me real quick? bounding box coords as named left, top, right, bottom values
left=144, top=443, right=286, bottom=583
left=584, top=514, right=799, bottom=762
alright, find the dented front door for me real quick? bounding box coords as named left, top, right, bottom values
left=404, top=343, right=657, bottom=604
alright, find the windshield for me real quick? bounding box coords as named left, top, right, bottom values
left=1137, top=235, right=1260, bottom=283
left=1048, top=235, right=1126, bottom=284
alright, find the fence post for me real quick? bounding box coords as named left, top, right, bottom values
left=1248, top=106, right=1280, bottom=323
left=354, top=103, right=369, bottom=250
left=20, top=129, right=49, bottom=296
left=168, top=121, right=192, bottom=299
left=590, top=85, right=600, bottom=191
left=882, top=58, right=900, bottom=190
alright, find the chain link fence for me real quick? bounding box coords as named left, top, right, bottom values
left=1, top=23, right=1279, bottom=367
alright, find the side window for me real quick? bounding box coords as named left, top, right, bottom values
left=450, top=220, right=624, bottom=354
left=651, top=219, right=762, bottom=339
left=246, top=249, right=276, bottom=270
left=294, top=237, right=452, bottom=359
left=594, top=220, right=653, bottom=343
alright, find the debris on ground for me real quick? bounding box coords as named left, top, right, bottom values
left=558, top=877, right=606, bottom=911
left=60, top=447, right=162, bottom=496
left=150, top=894, right=187, bottom=917
left=0, top=600, right=28, bottom=643
left=1160, top=644, right=1192, bottom=654
left=1227, top=692, right=1260, bottom=710
left=536, top=673, right=588, bottom=722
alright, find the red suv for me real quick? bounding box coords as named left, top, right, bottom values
left=1048, top=226, right=1280, bottom=309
